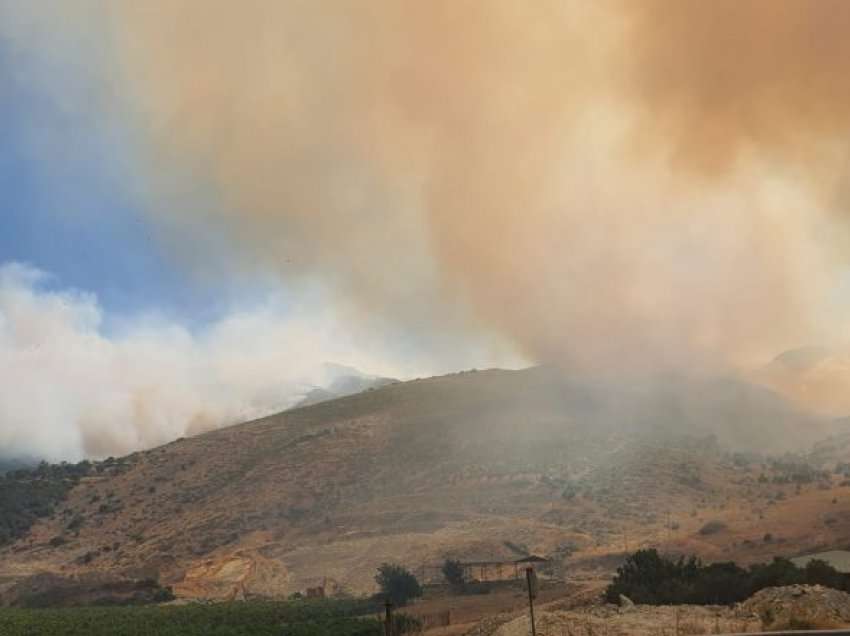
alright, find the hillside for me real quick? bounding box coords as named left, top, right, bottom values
left=2, top=366, right=850, bottom=601
left=0, top=457, right=35, bottom=476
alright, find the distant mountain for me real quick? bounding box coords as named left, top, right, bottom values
left=770, top=347, right=832, bottom=372
left=752, top=346, right=850, bottom=417
left=292, top=363, right=397, bottom=408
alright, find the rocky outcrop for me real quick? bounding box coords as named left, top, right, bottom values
left=741, top=584, right=850, bottom=629
left=484, top=585, right=850, bottom=636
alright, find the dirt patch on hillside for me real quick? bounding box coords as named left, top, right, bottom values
left=175, top=547, right=290, bottom=600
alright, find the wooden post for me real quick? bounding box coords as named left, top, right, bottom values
left=384, top=598, right=393, bottom=636
left=525, top=567, right=538, bottom=636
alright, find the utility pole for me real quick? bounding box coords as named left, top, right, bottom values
left=525, top=567, right=538, bottom=636
left=384, top=598, right=393, bottom=636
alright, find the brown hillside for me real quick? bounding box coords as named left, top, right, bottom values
left=2, top=366, right=849, bottom=600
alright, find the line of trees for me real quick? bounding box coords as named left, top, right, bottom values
left=606, top=549, right=850, bottom=606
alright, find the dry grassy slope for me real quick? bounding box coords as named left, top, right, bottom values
left=1, top=366, right=848, bottom=599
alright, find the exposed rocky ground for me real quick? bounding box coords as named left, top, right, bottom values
left=742, top=584, right=850, bottom=630
left=472, top=585, right=850, bottom=636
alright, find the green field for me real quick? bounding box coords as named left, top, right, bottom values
left=0, top=599, right=407, bottom=636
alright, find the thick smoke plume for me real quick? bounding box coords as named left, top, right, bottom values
left=3, top=1, right=850, bottom=458
left=621, top=0, right=850, bottom=175
left=0, top=263, right=333, bottom=459
left=0, top=263, right=516, bottom=461
left=90, top=0, right=850, bottom=373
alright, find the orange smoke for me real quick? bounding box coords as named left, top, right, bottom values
left=621, top=0, right=850, bottom=175
left=9, top=1, right=850, bottom=374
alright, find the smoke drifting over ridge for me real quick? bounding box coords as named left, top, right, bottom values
left=0, top=263, right=519, bottom=461
left=0, top=263, right=353, bottom=460
left=3, top=0, right=850, bottom=450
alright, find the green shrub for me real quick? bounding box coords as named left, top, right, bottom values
left=698, top=520, right=727, bottom=535
left=0, top=460, right=93, bottom=546
left=605, top=550, right=850, bottom=606
left=375, top=564, right=422, bottom=607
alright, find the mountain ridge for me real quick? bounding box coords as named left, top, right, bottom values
left=2, top=365, right=850, bottom=601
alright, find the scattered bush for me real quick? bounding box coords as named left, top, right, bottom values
left=67, top=514, right=85, bottom=532
left=76, top=551, right=96, bottom=565
left=698, top=521, right=727, bottom=536
left=98, top=501, right=123, bottom=515
left=561, top=483, right=578, bottom=500
left=768, top=458, right=829, bottom=485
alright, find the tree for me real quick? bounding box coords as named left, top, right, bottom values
left=805, top=559, right=843, bottom=590
left=375, top=563, right=422, bottom=607
left=442, top=559, right=465, bottom=587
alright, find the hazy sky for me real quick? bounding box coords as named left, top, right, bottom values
left=0, top=10, right=522, bottom=461
left=3, top=1, right=850, bottom=460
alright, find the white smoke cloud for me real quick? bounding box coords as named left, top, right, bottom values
left=0, top=262, right=523, bottom=461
